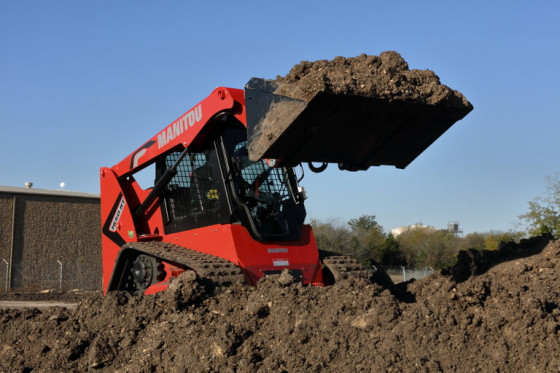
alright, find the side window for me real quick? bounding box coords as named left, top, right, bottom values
left=220, top=122, right=307, bottom=241
left=225, top=133, right=297, bottom=237
left=160, top=144, right=228, bottom=233
left=233, top=140, right=291, bottom=206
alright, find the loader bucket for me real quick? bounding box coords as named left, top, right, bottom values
left=245, top=78, right=472, bottom=170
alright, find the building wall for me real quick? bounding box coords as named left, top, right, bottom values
left=0, top=190, right=101, bottom=292
left=0, top=196, right=14, bottom=290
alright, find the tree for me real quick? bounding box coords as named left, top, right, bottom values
left=347, top=215, right=387, bottom=267
left=311, top=215, right=392, bottom=268
left=459, top=231, right=524, bottom=251
left=519, top=175, right=560, bottom=238
left=459, top=232, right=487, bottom=251
left=348, top=215, right=382, bottom=232
left=310, top=219, right=353, bottom=254
left=395, top=227, right=459, bottom=269
left=378, top=234, right=406, bottom=266
left=420, top=230, right=460, bottom=269
left=483, top=231, right=524, bottom=250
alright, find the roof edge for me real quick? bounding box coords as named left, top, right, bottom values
left=0, top=185, right=100, bottom=199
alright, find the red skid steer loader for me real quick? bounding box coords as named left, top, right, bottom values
left=100, top=77, right=471, bottom=295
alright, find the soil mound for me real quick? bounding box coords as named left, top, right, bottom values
left=246, top=52, right=473, bottom=169
left=276, top=51, right=472, bottom=109
left=444, top=234, right=553, bottom=282
left=1, top=236, right=559, bottom=371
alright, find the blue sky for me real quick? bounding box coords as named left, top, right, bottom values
left=1, top=1, right=559, bottom=234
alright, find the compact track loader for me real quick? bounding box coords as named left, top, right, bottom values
left=100, top=75, right=471, bottom=295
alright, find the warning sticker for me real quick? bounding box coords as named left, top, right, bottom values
left=273, top=259, right=289, bottom=267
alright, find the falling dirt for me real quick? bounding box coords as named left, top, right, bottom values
left=1, top=235, right=559, bottom=371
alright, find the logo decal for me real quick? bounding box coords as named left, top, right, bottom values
left=109, top=196, right=126, bottom=232
left=268, top=248, right=288, bottom=254
left=130, top=140, right=156, bottom=169
left=102, top=193, right=127, bottom=248
left=157, top=104, right=203, bottom=149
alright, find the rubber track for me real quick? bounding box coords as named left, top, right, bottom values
left=122, top=241, right=245, bottom=286
left=319, top=251, right=370, bottom=282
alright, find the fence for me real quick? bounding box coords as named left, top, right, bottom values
left=2, top=259, right=8, bottom=292
left=2, top=256, right=101, bottom=293
left=2, top=258, right=100, bottom=293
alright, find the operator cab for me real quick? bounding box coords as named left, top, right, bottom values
left=157, top=115, right=306, bottom=241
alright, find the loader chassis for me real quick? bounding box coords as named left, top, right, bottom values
left=100, top=71, right=465, bottom=294
left=100, top=88, right=338, bottom=294
left=101, top=54, right=471, bottom=295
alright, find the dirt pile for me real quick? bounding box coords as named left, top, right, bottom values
left=1, top=236, right=559, bottom=372
left=247, top=52, right=473, bottom=169
left=276, top=51, right=471, bottom=108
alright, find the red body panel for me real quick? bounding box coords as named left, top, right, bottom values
left=100, top=87, right=323, bottom=295
left=100, top=167, right=136, bottom=292
left=113, top=87, right=246, bottom=178
left=160, top=224, right=322, bottom=286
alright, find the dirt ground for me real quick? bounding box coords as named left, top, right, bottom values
left=0, top=290, right=97, bottom=303
left=1, top=235, right=558, bottom=372
left=0, top=301, right=78, bottom=310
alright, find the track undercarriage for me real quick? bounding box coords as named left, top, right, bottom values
left=108, top=242, right=391, bottom=296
